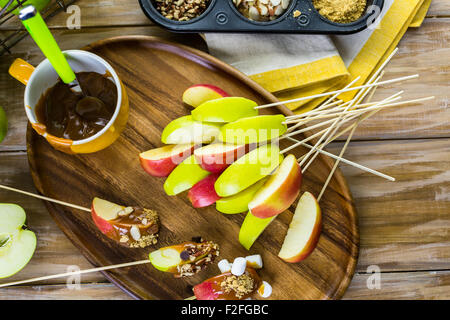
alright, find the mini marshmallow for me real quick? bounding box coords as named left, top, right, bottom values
left=231, top=257, right=247, bottom=276
left=218, top=259, right=232, bottom=273
left=245, top=254, right=263, bottom=269
left=258, top=281, right=272, bottom=298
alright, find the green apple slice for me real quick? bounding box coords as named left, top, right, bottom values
left=239, top=211, right=277, bottom=250
left=164, top=155, right=210, bottom=195
left=0, top=106, right=7, bottom=143
left=191, top=97, right=258, bottom=123
left=161, top=115, right=221, bottom=144
left=0, top=204, right=37, bottom=279
left=214, top=144, right=283, bottom=197
left=149, top=247, right=182, bottom=273
left=216, top=178, right=266, bottom=214
left=219, top=115, right=287, bottom=144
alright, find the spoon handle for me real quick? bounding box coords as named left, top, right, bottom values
left=19, top=5, right=76, bottom=84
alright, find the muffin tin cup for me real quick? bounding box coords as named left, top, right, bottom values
left=139, top=0, right=384, bottom=34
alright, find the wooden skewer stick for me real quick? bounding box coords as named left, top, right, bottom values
left=284, top=48, right=399, bottom=123
left=285, top=137, right=395, bottom=181
left=300, top=65, right=393, bottom=172
left=254, top=74, right=417, bottom=110
left=0, top=184, right=91, bottom=213
left=317, top=124, right=359, bottom=202
left=185, top=296, right=197, bottom=300
left=284, top=93, right=403, bottom=125
left=314, top=68, right=386, bottom=197
left=0, top=260, right=151, bottom=288
left=282, top=94, right=437, bottom=142
left=319, top=96, right=436, bottom=149
left=284, top=77, right=361, bottom=132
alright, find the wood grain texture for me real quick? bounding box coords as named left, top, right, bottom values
left=25, top=36, right=358, bottom=300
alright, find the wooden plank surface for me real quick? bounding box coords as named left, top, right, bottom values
left=0, top=0, right=448, bottom=300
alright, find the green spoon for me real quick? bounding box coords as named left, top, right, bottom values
left=19, top=5, right=106, bottom=116
left=19, top=5, right=75, bottom=84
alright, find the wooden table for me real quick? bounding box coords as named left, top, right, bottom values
left=0, top=0, right=449, bottom=300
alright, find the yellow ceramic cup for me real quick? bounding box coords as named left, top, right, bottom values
left=9, top=50, right=129, bottom=154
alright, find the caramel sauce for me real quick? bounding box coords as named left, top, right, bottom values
left=35, top=72, right=117, bottom=141
left=201, top=268, right=261, bottom=300
left=106, top=207, right=159, bottom=248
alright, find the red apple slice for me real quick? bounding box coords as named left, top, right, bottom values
left=91, top=197, right=159, bottom=247
left=248, top=154, right=302, bottom=219
left=182, top=84, right=229, bottom=108
left=188, top=173, right=221, bottom=208
left=194, top=143, right=249, bottom=173
left=278, top=192, right=322, bottom=263
left=140, top=143, right=196, bottom=177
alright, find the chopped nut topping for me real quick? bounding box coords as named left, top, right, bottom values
left=129, top=234, right=159, bottom=248
left=174, top=240, right=219, bottom=278
left=155, top=0, right=210, bottom=22
left=220, top=274, right=255, bottom=299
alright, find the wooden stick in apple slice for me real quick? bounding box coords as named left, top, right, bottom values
left=0, top=185, right=160, bottom=249
left=0, top=239, right=220, bottom=288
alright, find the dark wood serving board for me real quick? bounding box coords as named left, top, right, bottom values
left=27, top=36, right=359, bottom=300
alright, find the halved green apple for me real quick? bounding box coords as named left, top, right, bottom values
left=0, top=204, right=37, bottom=279
left=239, top=211, right=276, bottom=250
left=191, top=97, right=258, bottom=123
left=219, top=115, right=287, bottom=144
left=215, top=178, right=266, bottom=214
left=161, top=115, right=222, bottom=144
left=164, top=155, right=210, bottom=195
left=214, top=144, right=283, bottom=197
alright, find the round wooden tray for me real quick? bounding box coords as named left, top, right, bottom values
left=27, top=36, right=359, bottom=300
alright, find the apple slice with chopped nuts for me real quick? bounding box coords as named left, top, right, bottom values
left=91, top=197, right=159, bottom=248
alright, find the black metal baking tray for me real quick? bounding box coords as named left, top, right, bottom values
left=139, top=0, right=384, bottom=34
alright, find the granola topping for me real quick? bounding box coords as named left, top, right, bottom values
left=175, top=240, right=219, bottom=278
left=155, top=0, right=211, bottom=22
left=220, top=274, right=255, bottom=299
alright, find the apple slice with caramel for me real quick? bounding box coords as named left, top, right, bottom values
left=193, top=268, right=261, bottom=300
left=91, top=197, right=159, bottom=248
left=149, top=240, right=219, bottom=278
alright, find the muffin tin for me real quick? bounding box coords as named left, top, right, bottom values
left=139, top=0, right=384, bottom=34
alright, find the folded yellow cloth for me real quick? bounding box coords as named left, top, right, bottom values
left=333, top=0, right=425, bottom=102
left=205, top=33, right=349, bottom=111
left=411, top=0, right=432, bottom=27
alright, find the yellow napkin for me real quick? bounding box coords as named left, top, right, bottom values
left=411, top=0, right=432, bottom=27
left=332, top=0, right=425, bottom=102
left=205, top=33, right=349, bottom=111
